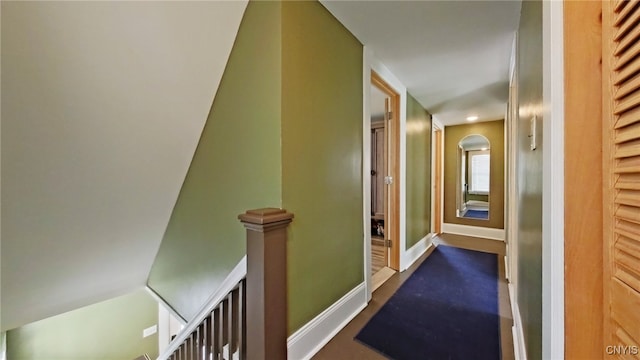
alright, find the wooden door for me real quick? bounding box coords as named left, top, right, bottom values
left=602, top=1, right=640, bottom=356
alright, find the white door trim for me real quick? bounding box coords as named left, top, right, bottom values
left=542, top=1, right=565, bottom=358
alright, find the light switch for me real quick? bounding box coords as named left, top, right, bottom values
left=530, top=115, right=537, bottom=151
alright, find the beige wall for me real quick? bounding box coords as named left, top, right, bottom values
left=443, top=120, right=504, bottom=229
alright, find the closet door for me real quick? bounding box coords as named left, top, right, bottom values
left=603, top=0, right=640, bottom=355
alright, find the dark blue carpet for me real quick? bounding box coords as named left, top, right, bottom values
left=463, top=210, right=489, bottom=219
left=355, top=246, right=500, bottom=360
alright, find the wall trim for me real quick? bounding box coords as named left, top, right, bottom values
left=432, top=117, right=444, bottom=131
left=158, top=304, right=170, bottom=356
left=441, top=223, right=505, bottom=241
left=402, top=234, right=433, bottom=271
left=1, top=332, right=6, bottom=360
left=542, top=1, right=565, bottom=358
left=145, top=286, right=187, bottom=325
left=509, top=283, right=527, bottom=360
left=362, top=46, right=373, bottom=302
left=431, top=121, right=443, bottom=235
left=287, top=282, right=367, bottom=360
left=506, top=31, right=519, bottom=299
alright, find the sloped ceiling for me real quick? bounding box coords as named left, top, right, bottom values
left=321, top=0, right=522, bottom=126
left=1, top=1, right=247, bottom=331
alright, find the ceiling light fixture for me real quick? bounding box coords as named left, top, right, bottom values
left=466, top=115, right=478, bottom=121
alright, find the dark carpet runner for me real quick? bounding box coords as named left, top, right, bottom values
left=355, top=245, right=500, bottom=360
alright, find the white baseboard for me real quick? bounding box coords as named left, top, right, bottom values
left=287, top=283, right=367, bottom=360
left=441, top=223, right=505, bottom=241
left=509, top=283, right=527, bottom=360
left=401, top=234, right=433, bottom=271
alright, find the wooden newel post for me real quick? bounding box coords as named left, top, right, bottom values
left=238, top=208, right=293, bottom=360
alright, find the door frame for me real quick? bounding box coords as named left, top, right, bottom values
left=432, top=124, right=443, bottom=235
left=564, top=1, right=602, bottom=357
left=542, top=1, right=565, bottom=358
left=506, top=33, right=518, bottom=288
left=371, top=70, right=400, bottom=272
left=363, top=48, right=408, bottom=301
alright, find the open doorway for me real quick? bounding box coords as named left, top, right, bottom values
left=370, top=71, right=400, bottom=291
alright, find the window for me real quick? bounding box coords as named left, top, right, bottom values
left=469, top=150, right=490, bottom=194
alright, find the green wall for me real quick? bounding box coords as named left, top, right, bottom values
left=146, top=1, right=283, bottom=321
left=147, top=0, right=364, bottom=335
left=443, top=120, right=504, bottom=229
left=405, top=93, right=432, bottom=249
left=7, top=290, right=158, bottom=360
left=517, top=1, right=543, bottom=358
left=281, top=1, right=363, bottom=334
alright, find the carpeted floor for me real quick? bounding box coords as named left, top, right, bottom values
left=355, top=245, right=500, bottom=360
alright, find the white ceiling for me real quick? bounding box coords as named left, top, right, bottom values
left=322, top=0, right=522, bottom=126
left=1, top=1, right=247, bottom=331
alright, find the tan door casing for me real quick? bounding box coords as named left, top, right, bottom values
left=434, top=128, right=443, bottom=235
left=372, top=70, right=400, bottom=271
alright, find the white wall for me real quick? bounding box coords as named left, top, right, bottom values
left=542, top=1, right=565, bottom=358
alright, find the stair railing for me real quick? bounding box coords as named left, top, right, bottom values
left=157, top=208, right=293, bottom=360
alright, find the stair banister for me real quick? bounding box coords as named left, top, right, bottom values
left=157, top=208, right=293, bottom=360
left=238, top=208, right=293, bottom=360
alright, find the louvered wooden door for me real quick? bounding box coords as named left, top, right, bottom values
left=603, top=0, right=640, bottom=357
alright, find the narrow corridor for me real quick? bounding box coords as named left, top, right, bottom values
left=313, top=233, right=513, bottom=360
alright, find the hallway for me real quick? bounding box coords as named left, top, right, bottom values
left=313, top=234, right=513, bottom=360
